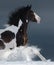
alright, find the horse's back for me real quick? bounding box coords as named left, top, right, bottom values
left=0, top=25, right=18, bottom=35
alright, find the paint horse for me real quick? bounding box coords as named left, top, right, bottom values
left=0, top=5, right=41, bottom=49
left=8, top=5, right=41, bottom=46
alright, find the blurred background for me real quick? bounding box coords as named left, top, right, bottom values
left=0, top=0, right=54, bottom=61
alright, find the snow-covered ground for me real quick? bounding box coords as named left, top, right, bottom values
left=0, top=61, right=54, bottom=65
left=0, top=46, right=46, bottom=61
left=0, top=46, right=54, bottom=65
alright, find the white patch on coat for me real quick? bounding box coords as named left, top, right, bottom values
left=26, top=20, right=28, bottom=23
left=4, top=38, right=16, bottom=49
left=18, top=19, right=23, bottom=29
left=0, top=19, right=23, bottom=35
left=34, top=12, right=41, bottom=23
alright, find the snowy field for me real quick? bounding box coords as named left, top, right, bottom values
left=0, top=61, right=54, bottom=65
left=0, top=48, right=54, bottom=65
left=0, top=45, right=53, bottom=65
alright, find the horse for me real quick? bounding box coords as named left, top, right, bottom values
left=8, top=5, right=41, bottom=47
left=0, top=5, right=41, bottom=49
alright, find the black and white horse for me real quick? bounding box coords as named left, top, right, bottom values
left=0, top=5, right=41, bottom=49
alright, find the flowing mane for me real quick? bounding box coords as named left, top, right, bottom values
left=8, top=5, right=31, bottom=26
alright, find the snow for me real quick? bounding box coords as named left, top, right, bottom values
left=0, top=61, right=54, bottom=65
left=0, top=46, right=54, bottom=65
left=0, top=46, right=45, bottom=61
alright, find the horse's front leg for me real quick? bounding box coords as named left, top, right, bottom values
left=23, top=33, right=28, bottom=45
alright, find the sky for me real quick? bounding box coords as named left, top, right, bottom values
left=0, top=0, right=54, bottom=60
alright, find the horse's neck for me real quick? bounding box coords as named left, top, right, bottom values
left=19, top=23, right=28, bottom=34
left=24, top=23, right=28, bottom=34
left=22, top=19, right=29, bottom=33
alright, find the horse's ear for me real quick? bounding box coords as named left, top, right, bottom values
left=26, top=5, right=32, bottom=10
left=29, top=5, right=32, bottom=9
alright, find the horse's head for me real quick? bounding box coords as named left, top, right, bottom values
left=25, top=5, right=41, bottom=23
left=8, top=5, right=41, bottom=26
